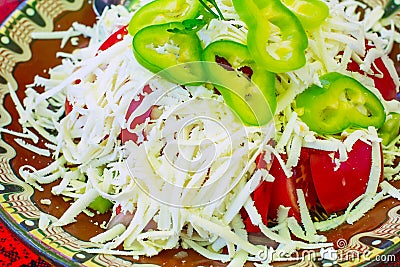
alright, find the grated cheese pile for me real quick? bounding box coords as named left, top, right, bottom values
left=6, top=0, right=400, bottom=265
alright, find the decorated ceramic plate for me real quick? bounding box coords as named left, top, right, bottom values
left=1, top=0, right=400, bottom=266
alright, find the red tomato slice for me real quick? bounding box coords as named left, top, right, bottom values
left=116, top=204, right=122, bottom=215
left=309, top=139, right=381, bottom=214
left=98, top=26, right=155, bottom=144
left=65, top=99, right=74, bottom=115
left=98, top=26, right=128, bottom=52
left=246, top=139, right=382, bottom=229
left=268, top=149, right=318, bottom=222
left=121, top=85, right=154, bottom=144
left=242, top=153, right=273, bottom=232
left=347, top=42, right=397, bottom=101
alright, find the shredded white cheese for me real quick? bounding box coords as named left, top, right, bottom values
left=8, top=1, right=400, bottom=266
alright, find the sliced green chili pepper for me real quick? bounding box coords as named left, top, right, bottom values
left=89, top=196, right=113, bottom=214
left=296, top=72, right=386, bottom=134
left=202, top=40, right=276, bottom=125
left=128, top=0, right=202, bottom=36
left=382, top=0, right=400, bottom=18
left=281, top=0, right=329, bottom=29
left=132, top=22, right=204, bottom=84
left=379, top=113, right=400, bottom=146
left=232, top=0, right=308, bottom=73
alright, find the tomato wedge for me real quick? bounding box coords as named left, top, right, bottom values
left=248, top=138, right=382, bottom=229
left=96, top=26, right=157, bottom=144
left=268, top=149, right=318, bottom=222
left=309, top=139, right=382, bottom=214
left=242, top=153, right=273, bottom=232
left=347, top=42, right=397, bottom=101
left=243, top=149, right=319, bottom=232
left=121, top=85, right=155, bottom=144
left=98, top=26, right=128, bottom=52
left=64, top=100, right=74, bottom=115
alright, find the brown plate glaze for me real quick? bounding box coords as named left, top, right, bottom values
left=0, top=0, right=400, bottom=266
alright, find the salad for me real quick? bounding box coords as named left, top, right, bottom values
left=5, top=0, right=400, bottom=265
